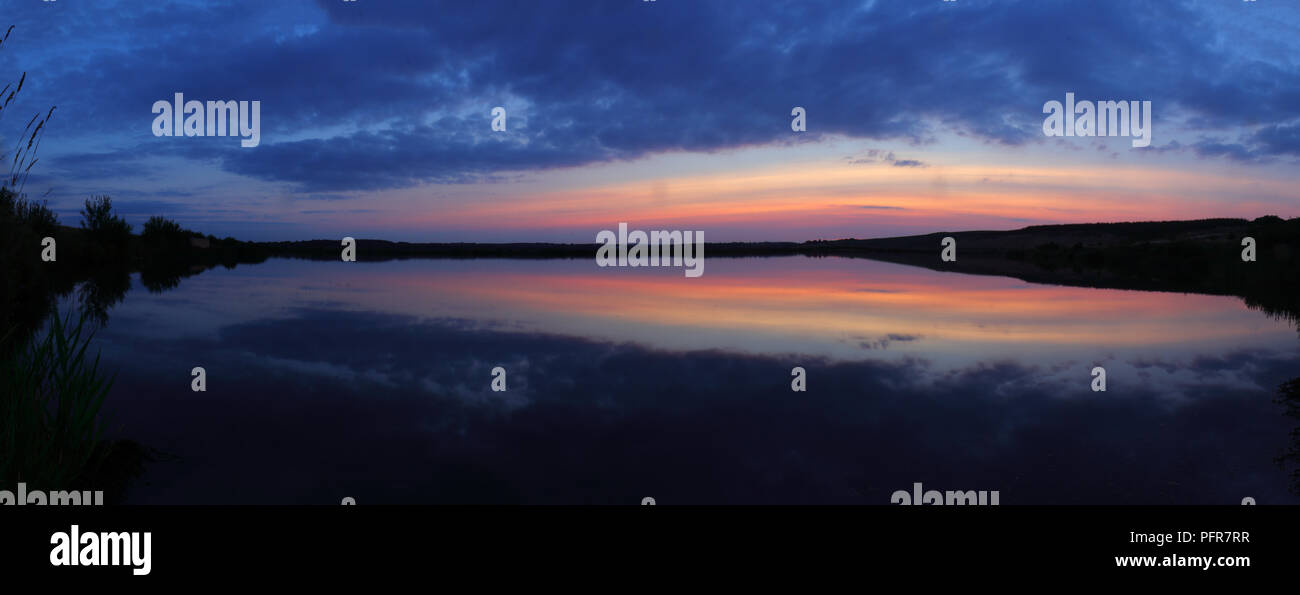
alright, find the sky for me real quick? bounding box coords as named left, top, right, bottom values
left=2, top=0, right=1298, bottom=242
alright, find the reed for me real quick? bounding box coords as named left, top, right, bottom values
left=0, top=309, right=116, bottom=489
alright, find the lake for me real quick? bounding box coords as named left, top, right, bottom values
left=77, top=256, right=1300, bottom=504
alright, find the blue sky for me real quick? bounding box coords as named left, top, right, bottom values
left=2, top=0, right=1298, bottom=241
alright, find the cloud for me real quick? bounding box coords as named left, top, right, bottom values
left=1192, top=140, right=1260, bottom=162
left=4, top=0, right=1299, bottom=194
left=847, top=149, right=926, bottom=168
left=1252, top=123, right=1300, bottom=157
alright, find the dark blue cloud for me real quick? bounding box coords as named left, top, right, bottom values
left=1192, top=139, right=1260, bottom=162
left=1252, top=123, right=1300, bottom=157
left=5, top=0, right=1299, bottom=194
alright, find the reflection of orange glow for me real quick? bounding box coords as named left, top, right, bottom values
left=357, top=259, right=1272, bottom=351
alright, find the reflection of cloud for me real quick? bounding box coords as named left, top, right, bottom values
left=858, top=333, right=922, bottom=350
left=95, top=308, right=1300, bottom=505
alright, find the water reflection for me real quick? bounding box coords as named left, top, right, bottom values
left=59, top=256, right=1298, bottom=504
left=1276, top=377, right=1300, bottom=496
left=77, top=265, right=131, bottom=327
left=93, top=257, right=1300, bottom=366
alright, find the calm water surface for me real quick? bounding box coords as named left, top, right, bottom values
left=79, top=256, right=1300, bottom=504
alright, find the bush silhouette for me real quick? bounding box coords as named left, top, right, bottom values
left=79, top=195, right=131, bottom=258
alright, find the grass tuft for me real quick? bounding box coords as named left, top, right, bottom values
left=1, top=308, right=115, bottom=489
